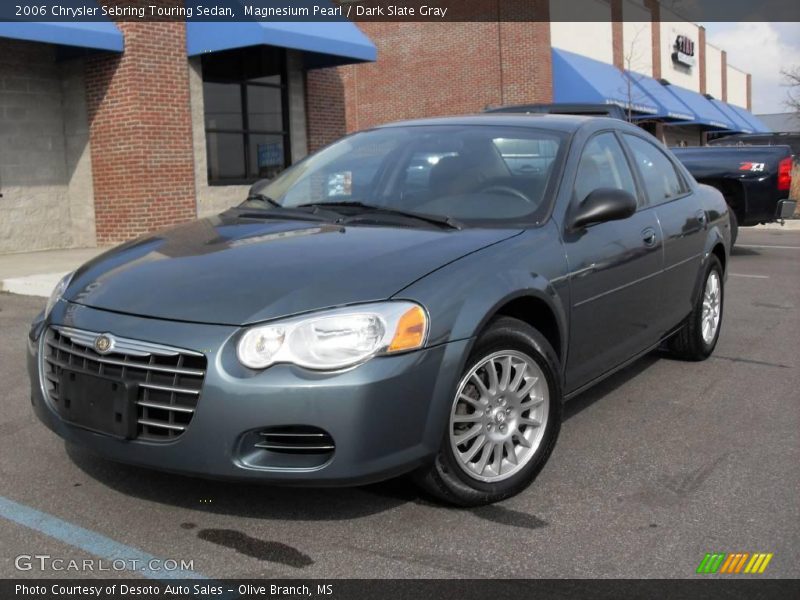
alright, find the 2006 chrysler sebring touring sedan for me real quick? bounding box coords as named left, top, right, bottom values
left=28, top=115, right=729, bottom=505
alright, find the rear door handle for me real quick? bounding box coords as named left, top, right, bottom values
left=696, top=210, right=708, bottom=227
left=642, top=227, right=657, bottom=247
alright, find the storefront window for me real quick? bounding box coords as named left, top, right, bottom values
left=202, top=47, right=291, bottom=184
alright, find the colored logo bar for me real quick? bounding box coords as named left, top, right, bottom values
left=696, top=553, right=773, bottom=574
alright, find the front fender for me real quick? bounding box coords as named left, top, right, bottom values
left=393, top=225, right=570, bottom=369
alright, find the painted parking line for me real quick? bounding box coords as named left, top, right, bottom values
left=730, top=273, right=770, bottom=279
left=737, top=244, right=800, bottom=250
left=0, top=495, right=207, bottom=580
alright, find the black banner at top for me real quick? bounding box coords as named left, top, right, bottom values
left=2, top=0, right=800, bottom=22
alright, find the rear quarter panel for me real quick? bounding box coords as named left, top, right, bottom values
left=692, top=183, right=731, bottom=301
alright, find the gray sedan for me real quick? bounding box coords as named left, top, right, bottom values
left=27, top=115, right=730, bottom=505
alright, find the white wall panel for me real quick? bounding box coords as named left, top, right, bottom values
left=706, top=44, right=723, bottom=99
left=550, top=0, right=613, bottom=64
left=727, top=66, right=748, bottom=108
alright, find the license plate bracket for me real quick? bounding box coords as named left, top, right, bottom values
left=776, top=199, right=797, bottom=220
left=58, top=370, right=137, bottom=439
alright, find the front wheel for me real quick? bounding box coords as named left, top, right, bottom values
left=415, top=317, right=562, bottom=506
left=668, top=255, right=724, bottom=361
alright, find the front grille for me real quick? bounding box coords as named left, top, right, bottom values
left=42, top=327, right=206, bottom=441
left=255, top=426, right=335, bottom=454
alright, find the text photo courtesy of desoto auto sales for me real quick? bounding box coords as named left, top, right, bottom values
left=0, top=1, right=799, bottom=599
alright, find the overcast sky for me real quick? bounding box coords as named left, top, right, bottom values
left=701, top=22, right=800, bottom=115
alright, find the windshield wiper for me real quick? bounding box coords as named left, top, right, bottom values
left=236, top=210, right=334, bottom=223
left=238, top=195, right=343, bottom=222
left=297, top=201, right=463, bottom=230
left=244, top=193, right=281, bottom=208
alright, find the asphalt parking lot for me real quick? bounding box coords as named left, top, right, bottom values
left=1, top=227, right=798, bottom=580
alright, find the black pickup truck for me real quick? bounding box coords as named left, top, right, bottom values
left=708, top=132, right=800, bottom=156
left=670, top=145, right=795, bottom=244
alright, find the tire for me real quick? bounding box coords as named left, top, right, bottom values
left=668, top=255, right=724, bottom=361
left=414, top=317, right=562, bottom=506
left=729, top=209, right=739, bottom=247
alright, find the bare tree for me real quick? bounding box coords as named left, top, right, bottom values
left=621, top=26, right=644, bottom=122
left=782, top=66, right=800, bottom=114
left=618, top=24, right=657, bottom=129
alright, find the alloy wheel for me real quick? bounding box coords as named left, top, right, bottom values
left=701, top=271, right=721, bottom=344
left=449, top=350, right=549, bottom=483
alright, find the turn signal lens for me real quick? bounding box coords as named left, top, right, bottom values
left=388, top=305, right=428, bottom=353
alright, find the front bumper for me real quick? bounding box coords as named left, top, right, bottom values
left=28, top=301, right=470, bottom=486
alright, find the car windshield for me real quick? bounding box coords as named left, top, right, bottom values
left=244, top=125, right=567, bottom=225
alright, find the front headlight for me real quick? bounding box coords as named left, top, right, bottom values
left=45, top=272, right=73, bottom=319
left=237, top=301, right=428, bottom=371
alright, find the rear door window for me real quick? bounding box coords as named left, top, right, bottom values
left=624, top=134, right=686, bottom=205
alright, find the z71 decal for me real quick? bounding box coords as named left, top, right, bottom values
left=739, top=162, right=766, bottom=172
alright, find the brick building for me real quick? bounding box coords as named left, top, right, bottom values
left=335, top=0, right=766, bottom=147
left=0, top=11, right=375, bottom=253
left=0, top=0, right=768, bottom=254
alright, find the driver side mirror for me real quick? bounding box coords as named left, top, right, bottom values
left=570, top=188, right=637, bottom=230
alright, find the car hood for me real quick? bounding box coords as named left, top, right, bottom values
left=65, top=213, right=521, bottom=326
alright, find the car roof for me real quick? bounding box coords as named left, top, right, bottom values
left=375, top=113, right=623, bottom=133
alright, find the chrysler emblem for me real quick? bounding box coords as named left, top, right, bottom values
left=94, top=334, right=114, bottom=354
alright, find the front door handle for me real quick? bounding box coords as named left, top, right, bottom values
left=642, top=227, right=657, bottom=247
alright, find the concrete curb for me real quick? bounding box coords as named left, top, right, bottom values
left=753, top=220, right=800, bottom=231
left=0, top=272, right=68, bottom=298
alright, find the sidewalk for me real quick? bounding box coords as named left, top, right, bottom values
left=756, top=219, right=800, bottom=230
left=0, top=247, right=106, bottom=297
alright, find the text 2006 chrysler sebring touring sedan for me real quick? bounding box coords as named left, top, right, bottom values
left=28, top=115, right=729, bottom=505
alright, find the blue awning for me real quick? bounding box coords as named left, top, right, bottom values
left=726, top=104, right=771, bottom=133
left=708, top=99, right=753, bottom=133
left=552, top=49, right=659, bottom=116
left=629, top=75, right=694, bottom=121
left=186, top=22, right=376, bottom=68
left=0, top=21, right=123, bottom=53
left=662, top=84, right=735, bottom=129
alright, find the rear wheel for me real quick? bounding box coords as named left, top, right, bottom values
left=415, top=317, right=561, bottom=506
left=729, top=209, right=739, bottom=247
left=669, top=255, right=724, bottom=361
